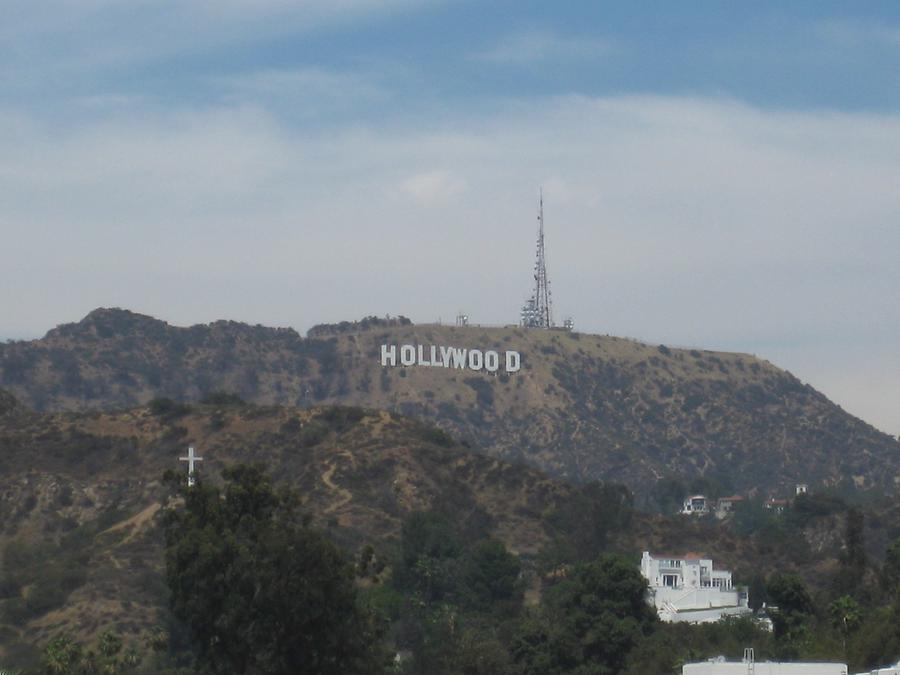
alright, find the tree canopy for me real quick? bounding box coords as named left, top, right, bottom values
left=514, top=554, right=656, bottom=675
left=163, top=464, right=386, bottom=675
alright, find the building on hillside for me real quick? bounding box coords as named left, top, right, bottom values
left=795, top=483, right=809, bottom=495
left=765, top=498, right=788, bottom=513
left=640, top=552, right=751, bottom=623
left=714, top=495, right=745, bottom=519
left=681, top=495, right=709, bottom=515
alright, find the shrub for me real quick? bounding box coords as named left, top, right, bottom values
left=148, top=398, right=190, bottom=419
left=200, top=391, right=245, bottom=406
left=416, top=425, right=454, bottom=448
left=280, top=417, right=302, bottom=434
left=299, top=421, right=329, bottom=447
left=318, top=406, right=366, bottom=433
left=463, top=378, right=494, bottom=409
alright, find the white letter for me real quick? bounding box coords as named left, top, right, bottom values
left=400, top=344, right=416, bottom=366
left=417, top=344, right=431, bottom=366
left=440, top=346, right=454, bottom=368
left=485, top=350, right=499, bottom=372
left=381, top=344, right=396, bottom=367
left=430, top=345, right=439, bottom=366
left=450, top=347, right=467, bottom=369
left=505, top=351, right=521, bottom=373
left=468, top=349, right=483, bottom=371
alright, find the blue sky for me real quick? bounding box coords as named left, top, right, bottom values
left=5, top=2, right=900, bottom=120
left=1, top=1, right=898, bottom=435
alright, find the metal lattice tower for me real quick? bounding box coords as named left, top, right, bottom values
left=520, top=189, right=554, bottom=328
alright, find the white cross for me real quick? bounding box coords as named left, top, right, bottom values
left=178, top=446, right=203, bottom=487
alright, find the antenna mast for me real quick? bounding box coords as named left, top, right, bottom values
left=521, top=188, right=554, bottom=328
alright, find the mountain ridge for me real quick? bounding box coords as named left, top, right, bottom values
left=1, top=308, right=896, bottom=501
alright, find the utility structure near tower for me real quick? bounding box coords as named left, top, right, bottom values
left=520, top=189, right=554, bottom=328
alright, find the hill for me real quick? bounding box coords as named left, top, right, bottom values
left=0, top=394, right=897, bottom=669
left=1, top=308, right=897, bottom=501
left=0, top=395, right=575, bottom=663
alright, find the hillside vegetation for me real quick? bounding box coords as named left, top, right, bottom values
left=1, top=308, right=897, bottom=500
left=0, top=394, right=573, bottom=664
left=1, top=395, right=899, bottom=672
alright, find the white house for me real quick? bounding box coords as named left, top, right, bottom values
left=640, top=551, right=751, bottom=623
left=684, top=650, right=848, bottom=674
left=715, top=495, right=745, bottom=519
left=682, top=495, right=709, bottom=515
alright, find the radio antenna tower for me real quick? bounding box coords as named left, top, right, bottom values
left=520, top=188, right=554, bottom=328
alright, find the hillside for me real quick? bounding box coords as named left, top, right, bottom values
left=0, top=394, right=896, bottom=669
left=1, top=308, right=897, bottom=500
left=0, top=395, right=575, bottom=663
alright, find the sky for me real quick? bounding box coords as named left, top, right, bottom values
left=1, top=1, right=898, bottom=436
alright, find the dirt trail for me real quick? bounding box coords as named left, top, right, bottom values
left=100, top=503, right=161, bottom=544
left=321, top=464, right=353, bottom=514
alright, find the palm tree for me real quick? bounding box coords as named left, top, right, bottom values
left=828, top=594, right=861, bottom=659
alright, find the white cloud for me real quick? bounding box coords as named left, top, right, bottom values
left=477, top=30, right=612, bottom=65
left=397, top=170, right=467, bottom=204
left=815, top=19, right=900, bottom=48
left=1, top=94, right=898, bottom=433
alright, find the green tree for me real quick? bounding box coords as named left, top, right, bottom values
left=882, top=538, right=900, bottom=591
left=544, top=483, right=633, bottom=562
left=748, top=574, right=767, bottom=613
left=651, top=477, right=687, bottom=515
left=40, top=637, right=82, bottom=675
left=844, top=508, right=867, bottom=571
left=163, top=464, right=386, bottom=675
left=622, top=617, right=774, bottom=675
left=459, top=539, right=522, bottom=613
left=849, top=594, right=900, bottom=670
left=766, top=573, right=814, bottom=656
left=516, top=555, right=656, bottom=674
left=451, top=621, right=515, bottom=675
left=828, top=595, right=861, bottom=659
left=509, top=614, right=580, bottom=675
left=394, top=511, right=463, bottom=603
left=405, top=610, right=515, bottom=675
left=38, top=632, right=139, bottom=675
left=731, top=499, right=775, bottom=537
left=832, top=508, right=867, bottom=596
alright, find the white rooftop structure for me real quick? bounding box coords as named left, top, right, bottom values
left=855, top=663, right=900, bottom=675
left=682, top=495, right=709, bottom=515
left=684, top=661, right=848, bottom=675
left=684, top=650, right=848, bottom=674
left=641, top=551, right=751, bottom=623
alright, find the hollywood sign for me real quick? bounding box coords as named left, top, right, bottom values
left=381, top=344, right=521, bottom=373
